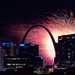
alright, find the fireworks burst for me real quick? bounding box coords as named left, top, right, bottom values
left=26, top=10, right=75, bottom=65
left=7, top=10, right=75, bottom=66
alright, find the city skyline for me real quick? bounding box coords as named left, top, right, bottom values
left=0, top=33, right=75, bottom=70
left=0, top=0, right=75, bottom=66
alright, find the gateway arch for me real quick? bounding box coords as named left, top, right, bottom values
left=21, top=25, right=56, bottom=51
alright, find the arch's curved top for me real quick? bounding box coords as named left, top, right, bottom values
left=21, top=25, right=56, bottom=51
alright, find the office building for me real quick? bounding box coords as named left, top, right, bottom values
left=3, top=42, right=43, bottom=70
left=4, top=55, right=43, bottom=70
left=2, top=42, right=16, bottom=56
left=19, top=43, right=39, bottom=56
left=55, top=34, right=75, bottom=68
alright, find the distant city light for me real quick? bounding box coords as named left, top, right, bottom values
left=30, top=43, right=35, bottom=46
left=19, top=43, right=25, bottom=46
left=35, top=56, right=43, bottom=59
left=2, top=42, right=10, bottom=46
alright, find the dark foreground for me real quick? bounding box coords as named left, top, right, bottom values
left=0, top=71, right=75, bottom=75
left=1, top=67, right=75, bottom=75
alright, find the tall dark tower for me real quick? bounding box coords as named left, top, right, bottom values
left=55, top=34, right=75, bottom=68
left=29, top=43, right=39, bottom=56
left=19, top=43, right=26, bottom=55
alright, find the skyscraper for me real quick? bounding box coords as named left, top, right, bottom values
left=55, top=34, right=75, bottom=68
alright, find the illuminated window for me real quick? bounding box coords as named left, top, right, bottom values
left=7, top=63, right=11, bottom=66
left=68, top=56, right=70, bottom=58
left=68, top=40, right=70, bottom=42
left=25, top=58, right=27, bottom=60
left=13, top=64, right=15, bottom=65
left=67, top=37, right=69, bottom=39
left=72, top=37, right=75, bottom=39
left=64, top=72, right=66, bottom=74
left=72, top=51, right=74, bottom=53
left=17, top=66, right=23, bottom=68
left=67, top=61, right=70, bottom=63
left=23, top=64, right=25, bottom=65
left=16, top=64, right=18, bottom=65
left=19, top=43, right=25, bottom=46
left=59, top=37, right=63, bottom=40
left=22, top=58, right=24, bottom=59
left=68, top=53, right=70, bottom=55
left=12, top=58, right=16, bottom=60
left=2, top=42, right=10, bottom=46
left=17, top=58, right=20, bottom=60
left=30, top=44, right=35, bottom=46
left=70, top=43, right=72, bottom=45
left=48, top=68, right=54, bottom=73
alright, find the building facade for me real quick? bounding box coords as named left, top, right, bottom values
left=2, top=42, right=16, bottom=57
left=55, top=34, right=75, bottom=68
left=4, top=55, right=43, bottom=70
left=3, top=43, right=43, bottom=70
left=19, top=43, right=39, bottom=56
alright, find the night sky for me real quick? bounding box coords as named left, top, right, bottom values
left=0, top=0, right=75, bottom=25
left=0, top=0, right=75, bottom=66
